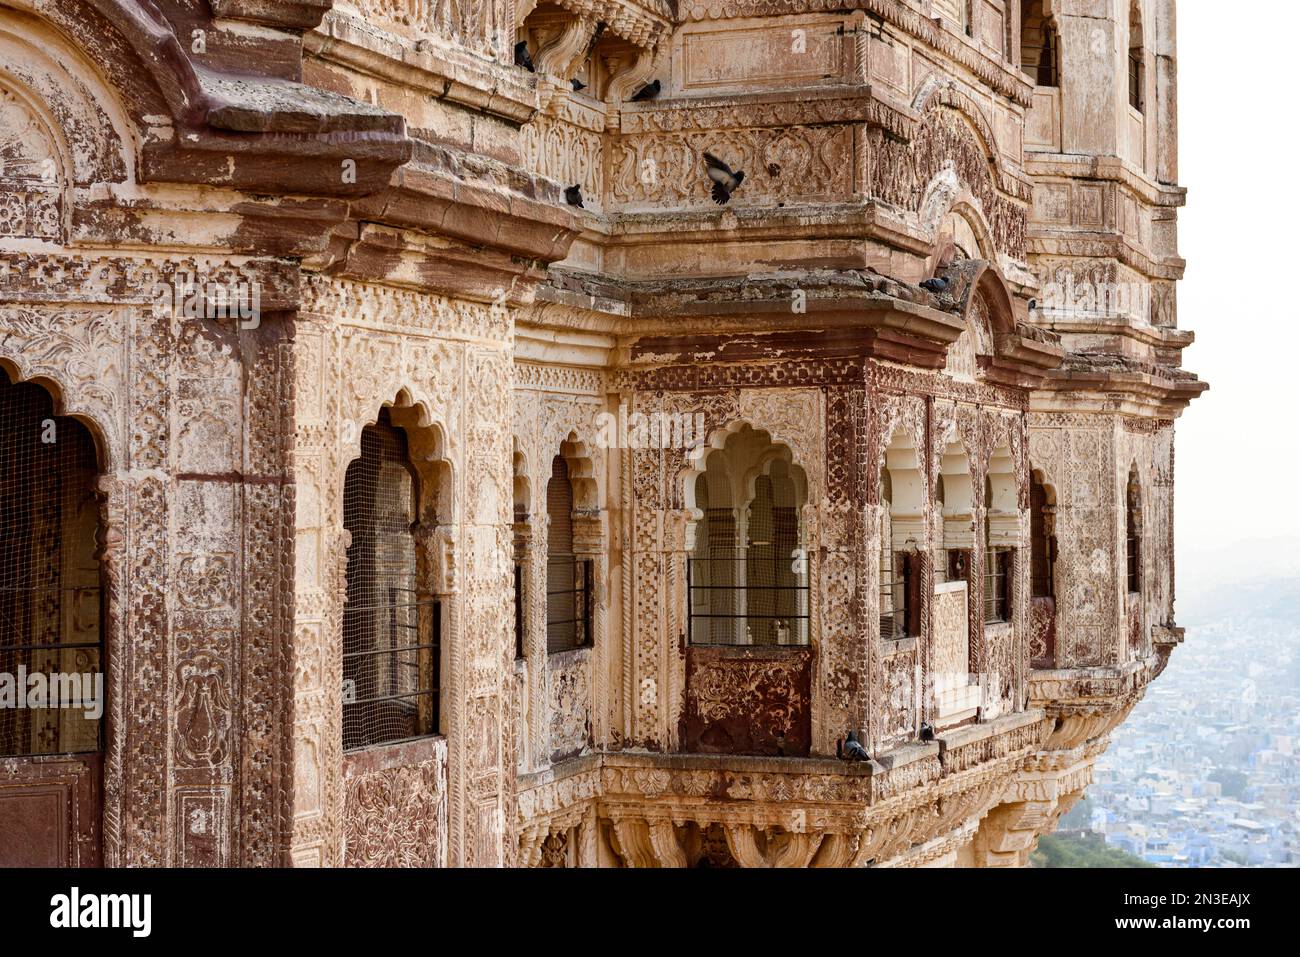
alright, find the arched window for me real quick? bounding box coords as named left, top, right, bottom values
left=513, top=441, right=529, bottom=660
left=1021, top=0, right=1060, bottom=86
left=1128, top=2, right=1145, bottom=112
left=881, top=430, right=925, bottom=640
left=984, top=446, right=1018, bottom=624
left=688, top=426, right=808, bottom=645
left=547, top=456, right=590, bottom=653
left=1126, top=465, right=1142, bottom=594
left=983, top=478, right=1011, bottom=623
left=0, top=370, right=103, bottom=758
left=342, top=408, right=438, bottom=751
left=1030, top=471, right=1056, bottom=600
left=939, top=441, right=975, bottom=588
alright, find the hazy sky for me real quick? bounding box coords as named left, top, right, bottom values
left=1173, top=2, right=1298, bottom=587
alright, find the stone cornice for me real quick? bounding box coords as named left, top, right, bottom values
left=307, top=10, right=541, bottom=125
left=678, top=0, right=1036, bottom=107
left=619, top=86, right=915, bottom=137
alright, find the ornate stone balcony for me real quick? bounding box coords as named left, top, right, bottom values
left=518, top=711, right=1049, bottom=867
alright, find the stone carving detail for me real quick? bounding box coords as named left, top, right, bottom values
left=0, top=88, right=62, bottom=241
left=342, top=743, right=448, bottom=868
left=871, top=107, right=1027, bottom=260
left=610, top=124, right=852, bottom=208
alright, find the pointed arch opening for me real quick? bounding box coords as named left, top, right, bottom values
left=341, top=403, right=449, bottom=752
left=687, top=425, right=808, bottom=646
left=0, top=368, right=104, bottom=759
left=1126, top=463, right=1142, bottom=595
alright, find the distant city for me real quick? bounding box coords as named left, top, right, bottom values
left=1055, top=572, right=1300, bottom=867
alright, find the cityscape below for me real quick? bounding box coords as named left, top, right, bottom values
left=1042, top=567, right=1300, bottom=867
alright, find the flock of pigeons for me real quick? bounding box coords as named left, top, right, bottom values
left=513, top=39, right=959, bottom=291
left=837, top=723, right=935, bottom=763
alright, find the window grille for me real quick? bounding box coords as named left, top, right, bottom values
left=547, top=457, right=591, bottom=654
left=1030, top=473, right=1055, bottom=599
left=984, top=548, right=1012, bottom=624
left=1128, top=49, right=1143, bottom=111
left=688, top=476, right=808, bottom=646
left=342, top=409, right=439, bottom=752
left=1037, top=24, right=1059, bottom=86
left=1128, top=3, right=1144, bottom=112
left=0, top=372, right=103, bottom=758
left=514, top=562, right=525, bottom=659
left=1126, top=467, right=1141, bottom=594
left=879, top=549, right=916, bottom=641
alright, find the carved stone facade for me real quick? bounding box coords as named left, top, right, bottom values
left=0, top=0, right=1197, bottom=867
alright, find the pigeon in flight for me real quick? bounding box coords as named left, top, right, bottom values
left=514, top=41, right=534, bottom=73
left=920, top=277, right=950, bottom=293
left=564, top=185, right=584, bottom=208
left=570, top=77, right=586, bottom=92
left=842, top=730, right=871, bottom=762
left=629, top=79, right=660, bottom=101
left=703, top=152, right=745, bottom=205
left=920, top=722, right=935, bottom=742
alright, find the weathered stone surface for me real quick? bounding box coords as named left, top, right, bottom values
left=0, top=0, right=1195, bottom=868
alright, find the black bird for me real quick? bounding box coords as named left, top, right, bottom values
left=571, top=77, right=587, bottom=92
left=629, top=79, right=660, bottom=101
left=564, top=185, right=584, bottom=208
left=1028, top=298, right=1038, bottom=312
left=843, top=730, right=871, bottom=762
left=702, top=152, right=745, bottom=205
left=920, top=277, right=950, bottom=293
left=514, top=40, right=534, bottom=73
left=920, top=722, right=935, bottom=742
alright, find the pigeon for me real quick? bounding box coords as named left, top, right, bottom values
left=564, top=185, right=584, bottom=208
left=843, top=730, right=871, bottom=762
left=920, top=722, right=935, bottom=742
left=570, top=77, right=587, bottom=92
left=1028, top=298, right=1038, bottom=311
left=629, top=79, right=660, bottom=101
left=703, top=152, right=745, bottom=205
left=920, top=277, right=950, bottom=293
left=514, top=41, right=534, bottom=73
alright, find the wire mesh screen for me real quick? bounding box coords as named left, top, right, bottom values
left=342, top=410, right=438, bottom=751
left=0, top=372, right=103, bottom=758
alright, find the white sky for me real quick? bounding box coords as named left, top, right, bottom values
left=1173, top=1, right=1299, bottom=588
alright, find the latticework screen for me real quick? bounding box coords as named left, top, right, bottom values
left=342, top=410, right=438, bottom=751
left=0, top=371, right=102, bottom=757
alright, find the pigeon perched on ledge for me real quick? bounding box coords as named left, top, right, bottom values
left=514, top=41, right=534, bottom=73
left=564, top=185, right=584, bottom=208
left=842, top=730, right=871, bottom=762
left=570, top=77, right=587, bottom=92
left=920, top=722, right=935, bottom=742
left=630, top=79, right=660, bottom=101
left=920, top=277, right=950, bottom=293
left=703, top=152, right=745, bottom=205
